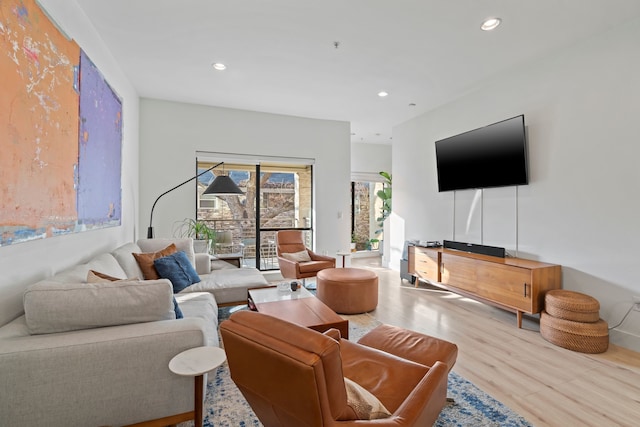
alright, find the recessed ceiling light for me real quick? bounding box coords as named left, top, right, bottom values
left=212, top=63, right=227, bottom=71
left=481, top=18, right=501, bottom=31
left=378, top=91, right=389, bottom=97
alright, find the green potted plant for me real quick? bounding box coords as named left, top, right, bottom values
left=174, top=218, right=217, bottom=253
left=376, top=171, right=392, bottom=255
left=350, top=233, right=357, bottom=252
left=369, top=238, right=380, bottom=251
left=376, top=171, right=392, bottom=233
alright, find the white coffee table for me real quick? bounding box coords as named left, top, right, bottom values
left=169, top=346, right=226, bottom=427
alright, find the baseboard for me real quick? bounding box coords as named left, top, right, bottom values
left=352, top=250, right=381, bottom=259
left=609, top=328, right=640, bottom=353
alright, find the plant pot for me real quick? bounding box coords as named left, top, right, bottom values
left=350, top=242, right=356, bottom=253
left=193, top=239, right=211, bottom=254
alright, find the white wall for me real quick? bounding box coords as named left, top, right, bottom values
left=351, top=142, right=392, bottom=176
left=0, top=0, right=139, bottom=325
left=139, top=98, right=351, bottom=256
left=393, top=18, right=640, bottom=351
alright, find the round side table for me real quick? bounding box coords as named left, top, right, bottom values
left=169, top=346, right=226, bottom=427
left=336, top=250, right=351, bottom=268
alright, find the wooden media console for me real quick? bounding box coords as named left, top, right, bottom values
left=408, top=245, right=561, bottom=328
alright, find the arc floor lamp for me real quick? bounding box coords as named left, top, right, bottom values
left=147, top=162, right=243, bottom=238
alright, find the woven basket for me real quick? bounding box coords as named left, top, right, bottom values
left=540, top=311, right=609, bottom=354
left=545, top=289, right=600, bottom=322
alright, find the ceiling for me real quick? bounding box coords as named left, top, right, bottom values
left=74, top=0, right=640, bottom=144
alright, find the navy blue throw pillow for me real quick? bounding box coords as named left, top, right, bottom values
left=154, top=251, right=201, bottom=293
left=173, top=297, right=184, bottom=319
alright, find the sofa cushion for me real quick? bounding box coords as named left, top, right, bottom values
left=23, top=280, right=176, bottom=335
left=281, top=250, right=311, bottom=262
left=86, top=271, right=183, bottom=319
left=138, top=238, right=196, bottom=267
left=183, top=268, right=269, bottom=305
left=175, top=292, right=219, bottom=347
left=111, top=242, right=145, bottom=278
left=154, top=251, right=201, bottom=293
left=133, top=244, right=177, bottom=280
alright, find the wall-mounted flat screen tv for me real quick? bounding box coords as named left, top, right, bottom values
left=435, top=115, right=528, bottom=192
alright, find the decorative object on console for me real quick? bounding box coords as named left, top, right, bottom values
left=147, top=161, right=243, bottom=238
left=443, top=239, right=505, bottom=258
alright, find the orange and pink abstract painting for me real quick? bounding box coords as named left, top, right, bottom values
left=1, top=0, right=122, bottom=246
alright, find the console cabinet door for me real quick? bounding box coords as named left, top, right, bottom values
left=441, top=254, right=532, bottom=312
left=409, top=246, right=439, bottom=282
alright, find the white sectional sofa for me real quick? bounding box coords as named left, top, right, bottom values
left=0, top=238, right=268, bottom=426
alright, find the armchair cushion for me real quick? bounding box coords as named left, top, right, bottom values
left=344, top=377, right=392, bottom=420
left=299, top=260, right=334, bottom=274
left=281, top=250, right=312, bottom=262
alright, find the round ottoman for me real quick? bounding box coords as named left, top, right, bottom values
left=545, top=289, right=600, bottom=322
left=540, top=311, right=609, bottom=354
left=316, top=268, right=378, bottom=314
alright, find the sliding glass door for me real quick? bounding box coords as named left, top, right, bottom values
left=196, top=159, right=313, bottom=271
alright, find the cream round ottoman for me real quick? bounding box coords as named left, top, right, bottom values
left=316, top=268, right=378, bottom=314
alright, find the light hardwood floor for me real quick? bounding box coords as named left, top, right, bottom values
left=351, top=257, right=640, bottom=427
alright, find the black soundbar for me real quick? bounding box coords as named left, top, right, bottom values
left=443, top=240, right=505, bottom=258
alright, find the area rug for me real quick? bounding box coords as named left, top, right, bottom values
left=183, top=308, right=532, bottom=427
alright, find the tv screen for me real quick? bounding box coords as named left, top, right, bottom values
left=435, top=115, right=528, bottom=192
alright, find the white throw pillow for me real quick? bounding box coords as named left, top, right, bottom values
left=344, top=377, right=392, bottom=420
left=281, top=250, right=312, bottom=262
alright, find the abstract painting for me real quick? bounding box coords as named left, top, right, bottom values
left=0, top=0, right=122, bottom=246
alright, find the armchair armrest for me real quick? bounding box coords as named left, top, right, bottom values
left=386, top=361, right=448, bottom=426
left=339, top=338, right=448, bottom=426
left=308, top=250, right=336, bottom=265
left=333, top=362, right=448, bottom=426
left=277, top=256, right=300, bottom=279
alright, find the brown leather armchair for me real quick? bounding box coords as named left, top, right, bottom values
left=220, top=311, right=454, bottom=427
left=276, top=230, right=335, bottom=282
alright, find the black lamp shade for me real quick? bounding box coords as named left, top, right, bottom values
left=203, top=175, right=244, bottom=195
left=147, top=161, right=242, bottom=239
